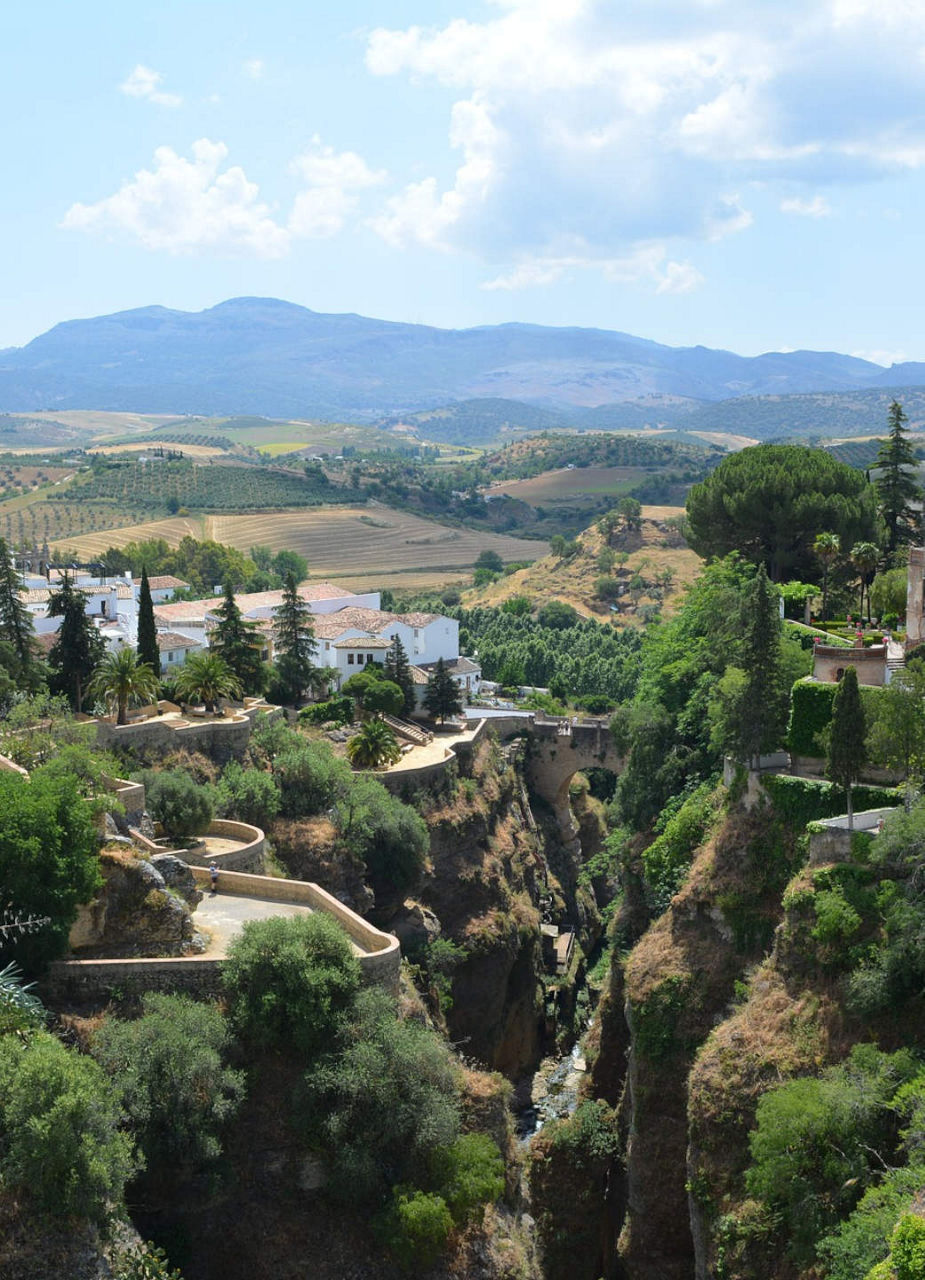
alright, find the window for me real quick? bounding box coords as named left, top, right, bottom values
left=168, top=651, right=174, bottom=663
left=366, top=653, right=374, bottom=663
left=348, top=653, right=355, bottom=665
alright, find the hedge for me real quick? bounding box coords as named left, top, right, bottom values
left=762, top=773, right=900, bottom=831
left=787, top=678, right=886, bottom=757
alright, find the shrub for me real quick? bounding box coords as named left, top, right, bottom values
left=762, top=772, right=900, bottom=831
left=0, top=770, right=100, bottom=971
left=222, top=913, right=361, bottom=1058
left=745, top=1045, right=920, bottom=1266
left=275, top=740, right=351, bottom=817
left=788, top=677, right=887, bottom=758
left=429, top=1133, right=505, bottom=1224
left=138, top=769, right=213, bottom=840
left=92, top=992, right=245, bottom=1176
left=214, top=761, right=280, bottom=828
left=297, top=987, right=460, bottom=1204
left=115, top=1242, right=184, bottom=1280
left=0, top=1030, right=136, bottom=1222
left=298, top=696, right=353, bottom=726
left=380, top=1188, right=453, bottom=1270
left=642, top=783, right=720, bottom=914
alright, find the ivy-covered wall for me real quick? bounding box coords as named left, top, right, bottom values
left=787, top=677, right=886, bottom=757
left=761, top=772, right=899, bottom=831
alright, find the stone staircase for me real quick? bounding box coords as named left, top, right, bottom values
left=382, top=714, right=433, bottom=746
left=887, top=637, right=906, bottom=678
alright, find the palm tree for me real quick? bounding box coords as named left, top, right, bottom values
left=850, top=541, right=880, bottom=625
left=813, top=532, right=841, bottom=629
left=173, top=651, right=242, bottom=714
left=346, top=718, right=401, bottom=770
left=89, top=648, right=160, bottom=726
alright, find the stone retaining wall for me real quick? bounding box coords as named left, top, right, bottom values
left=47, top=870, right=401, bottom=1001
left=185, top=820, right=266, bottom=873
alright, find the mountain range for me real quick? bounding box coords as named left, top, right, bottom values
left=1, top=296, right=923, bottom=421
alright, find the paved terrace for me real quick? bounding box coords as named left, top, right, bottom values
left=194, top=882, right=364, bottom=958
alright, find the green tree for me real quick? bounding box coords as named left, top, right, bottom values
left=851, top=541, right=881, bottom=625
left=383, top=633, right=415, bottom=716
left=136, top=566, right=160, bottom=677
left=173, top=650, right=241, bottom=713
left=0, top=535, right=36, bottom=676
left=423, top=657, right=463, bottom=723
left=866, top=667, right=925, bottom=809
left=0, top=1030, right=136, bottom=1222
left=617, top=496, right=642, bottom=531
left=92, top=992, right=244, bottom=1178
left=210, top=583, right=264, bottom=694
left=814, top=531, right=841, bottom=628
left=871, top=568, right=908, bottom=624
left=272, top=548, right=308, bottom=581
left=214, top=760, right=281, bottom=828
left=876, top=400, right=922, bottom=555
left=273, top=572, right=317, bottom=705
left=827, top=666, right=867, bottom=829
left=222, top=913, right=361, bottom=1058
left=297, top=986, right=460, bottom=1204
left=474, top=549, right=504, bottom=574
left=347, top=718, right=402, bottom=769
left=686, top=444, right=878, bottom=580
left=733, top=563, right=787, bottom=766
left=89, top=648, right=159, bottom=726
left=333, top=775, right=428, bottom=898
left=0, top=769, right=100, bottom=971
left=47, top=572, right=105, bottom=712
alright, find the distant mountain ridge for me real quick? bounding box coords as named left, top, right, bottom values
left=0, top=296, right=923, bottom=421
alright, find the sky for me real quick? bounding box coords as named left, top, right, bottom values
left=3, top=0, right=925, bottom=362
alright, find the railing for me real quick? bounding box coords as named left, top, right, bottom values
left=382, top=714, right=433, bottom=746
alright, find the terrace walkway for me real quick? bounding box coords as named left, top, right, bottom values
left=195, top=888, right=363, bottom=958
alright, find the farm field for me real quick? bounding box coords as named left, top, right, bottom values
left=51, top=504, right=543, bottom=576
left=486, top=465, right=649, bottom=503
left=90, top=441, right=229, bottom=459
left=688, top=430, right=757, bottom=451
left=50, top=515, right=207, bottom=557
left=30, top=410, right=183, bottom=436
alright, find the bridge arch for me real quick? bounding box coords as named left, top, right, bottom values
left=524, top=716, right=626, bottom=828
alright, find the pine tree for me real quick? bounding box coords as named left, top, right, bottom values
left=47, top=573, right=105, bottom=712
left=423, top=657, right=463, bottom=724
left=0, top=536, right=35, bottom=675
left=826, top=666, right=866, bottom=830
left=383, top=633, right=415, bottom=717
left=137, top=566, right=160, bottom=678
left=210, top=583, right=264, bottom=695
left=876, top=401, right=922, bottom=554
left=273, top=572, right=317, bottom=705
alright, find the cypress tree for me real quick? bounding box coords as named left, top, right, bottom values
left=738, top=564, right=787, bottom=768
left=273, top=572, right=317, bottom=705
left=211, top=583, right=264, bottom=695
left=0, top=536, right=35, bottom=675
left=826, top=666, right=866, bottom=830
left=137, top=566, right=160, bottom=677
left=423, top=657, right=463, bottom=724
left=383, top=633, right=415, bottom=717
left=876, top=400, right=922, bottom=554
left=47, top=573, right=105, bottom=712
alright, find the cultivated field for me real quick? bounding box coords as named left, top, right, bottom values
left=51, top=504, right=543, bottom=577
left=91, top=441, right=228, bottom=459
left=486, top=465, right=648, bottom=503
left=50, top=515, right=207, bottom=557
left=29, top=411, right=183, bottom=436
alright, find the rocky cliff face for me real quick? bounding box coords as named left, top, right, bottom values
left=583, top=796, right=809, bottom=1279
left=69, top=847, right=201, bottom=957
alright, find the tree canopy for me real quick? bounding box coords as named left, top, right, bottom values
left=685, top=444, right=879, bottom=580
left=876, top=400, right=922, bottom=554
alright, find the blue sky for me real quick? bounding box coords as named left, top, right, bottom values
left=4, top=0, right=925, bottom=362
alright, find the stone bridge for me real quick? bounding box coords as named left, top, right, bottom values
left=488, top=713, right=626, bottom=830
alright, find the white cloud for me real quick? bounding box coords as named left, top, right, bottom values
left=120, top=65, right=182, bottom=109
left=289, top=138, right=386, bottom=238
left=482, top=245, right=704, bottom=294
left=364, top=1, right=925, bottom=286
left=61, top=139, right=289, bottom=257
left=243, top=58, right=265, bottom=80
left=780, top=194, right=832, bottom=217
left=851, top=347, right=909, bottom=366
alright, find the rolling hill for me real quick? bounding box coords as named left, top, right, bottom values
left=2, top=297, right=924, bottom=422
